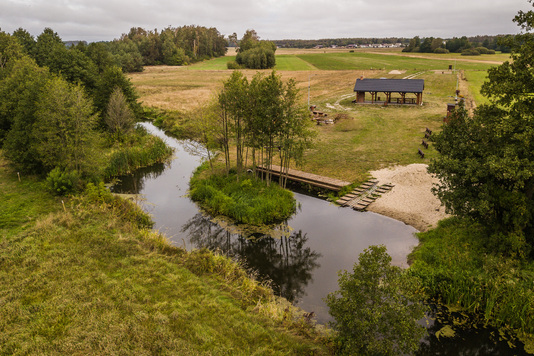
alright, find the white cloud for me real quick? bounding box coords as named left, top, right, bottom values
left=0, top=0, right=531, bottom=41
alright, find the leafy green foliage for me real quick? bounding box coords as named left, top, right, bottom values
left=189, top=164, right=296, bottom=225
left=325, top=245, right=427, bottom=355
left=1, top=57, right=51, bottom=172
left=105, top=87, right=135, bottom=140
left=429, top=3, right=534, bottom=255
left=234, top=30, right=276, bottom=69
left=46, top=168, right=81, bottom=196
left=410, top=217, right=534, bottom=336
left=33, top=76, right=101, bottom=176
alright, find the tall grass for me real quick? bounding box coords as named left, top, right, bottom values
left=104, top=135, right=173, bottom=179
left=189, top=163, right=296, bottom=225
left=0, top=151, right=330, bottom=355
left=409, top=218, right=534, bottom=339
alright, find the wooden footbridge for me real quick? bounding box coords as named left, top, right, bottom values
left=256, top=165, right=394, bottom=211
left=256, top=165, right=351, bottom=191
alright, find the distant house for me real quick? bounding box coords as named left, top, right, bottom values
left=353, top=78, right=425, bottom=105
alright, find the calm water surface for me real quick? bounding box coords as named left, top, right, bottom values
left=112, top=123, right=527, bottom=354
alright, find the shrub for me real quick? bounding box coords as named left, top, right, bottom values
left=433, top=48, right=450, bottom=54
left=46, top=168, right=81, bottom=196
left=226, top=60, right=242, bottom=69
left=461, top=48, right=481, bottom=56
left=189, top=164, right=296, bottom=225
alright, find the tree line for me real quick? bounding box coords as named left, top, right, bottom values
left=402, top=35, right=510, bottom=55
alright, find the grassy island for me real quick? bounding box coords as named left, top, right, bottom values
left=189, top=163, right=296, bottom=225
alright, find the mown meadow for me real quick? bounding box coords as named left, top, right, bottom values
left=131, top=48, right=503, bottom=183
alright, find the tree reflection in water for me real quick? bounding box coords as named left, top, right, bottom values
left=181, top=213, right=321, bottom=303
left=110, top=162, right=167, bottom=194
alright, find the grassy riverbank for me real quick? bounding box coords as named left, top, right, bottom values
left=0, top=154, right=330, bottom=354
left=409, top=218, right=534, bottom=351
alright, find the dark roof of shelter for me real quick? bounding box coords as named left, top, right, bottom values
left=354, top=78, right=424, bottom=93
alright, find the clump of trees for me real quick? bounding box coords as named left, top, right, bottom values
left=216, top=70, right=315, bottom=186
left=0, top=27, right=170, bottom=194
left=429, top=2, right=534, bottom=257
left=113, top=26, right=227, bottom=70
left=228, top=30, right=277, bottom=69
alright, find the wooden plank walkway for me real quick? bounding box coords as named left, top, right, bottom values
left=256, top=165, right=351, bottom=191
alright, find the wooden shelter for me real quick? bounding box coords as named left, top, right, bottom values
left=353, top=78, right=425, bottom=105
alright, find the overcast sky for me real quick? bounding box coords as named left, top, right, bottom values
left=1, top=0, right=532, bottom=42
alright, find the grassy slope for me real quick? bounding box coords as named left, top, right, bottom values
left=0, top=155, right=329, bottom=355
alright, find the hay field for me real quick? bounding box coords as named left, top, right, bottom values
left=129, top=49, right=502, bottom=182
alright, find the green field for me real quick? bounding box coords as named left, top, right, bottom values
left=131, top=49, right=501, bottom=182
left=464, top=70, right=491, bottom=105
left=190, top=50, right=500, bottom=73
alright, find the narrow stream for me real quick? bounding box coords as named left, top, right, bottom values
left=111, top=122, right=528, bottom=355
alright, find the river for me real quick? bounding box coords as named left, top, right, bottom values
left=111, top=122, right=528, bottom=355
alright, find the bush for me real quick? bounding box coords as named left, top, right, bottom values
left=433, top=48, right=450, bottom=54
left=325, top=245, right=427, bottom=355
left=475, top=46, right=495, bottom=54
left=46, top=168, right=81, bottom=196
left=226, top=60, right=242, bottom=69
left=461, top=48, right=481, bottom=56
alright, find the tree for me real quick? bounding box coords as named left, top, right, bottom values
left=93, top=65, right=140, bottom=120
left=0, top=31, right=24, bottom=77
left=429, top=1, right=534, bottom=255
left=419, top=37, right=433, bottom=53
left=105, top=87, right=135, bottom=141
left=1, top=57, right=51, bottom=172
left=11, top=28, right=35, bottom=56
left=33, top=76, right=101, bottom=175
left=325, top=245, right=426, bottom=356
left=34, top=28, right=64, bottom=66
left=235, top=30, right=276, bottom=69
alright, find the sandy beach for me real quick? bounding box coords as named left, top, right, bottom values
left=367, top=164, right=449, bottom=232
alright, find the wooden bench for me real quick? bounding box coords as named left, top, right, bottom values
left=421, top=140, right=429, bottom=149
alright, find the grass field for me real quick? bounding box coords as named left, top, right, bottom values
left=130, top=49, right=502, bottom=183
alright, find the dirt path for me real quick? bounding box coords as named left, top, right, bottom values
left=457, top=70, right=477, bottom=115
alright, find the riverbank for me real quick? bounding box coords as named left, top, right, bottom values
left=0, top=153, right=330, bottom=355
left=367, top=163, right=449, bottom=232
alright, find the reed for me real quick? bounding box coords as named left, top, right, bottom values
left=409, top=217, right=534, bottom=338
left=104, top=135, right=173, bottom=179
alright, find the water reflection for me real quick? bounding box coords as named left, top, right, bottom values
left=181, top=213, right=321, bottom=302
left=111, top=162, right=167, bottom=194
left=416, top=304, right=529, bottom=356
